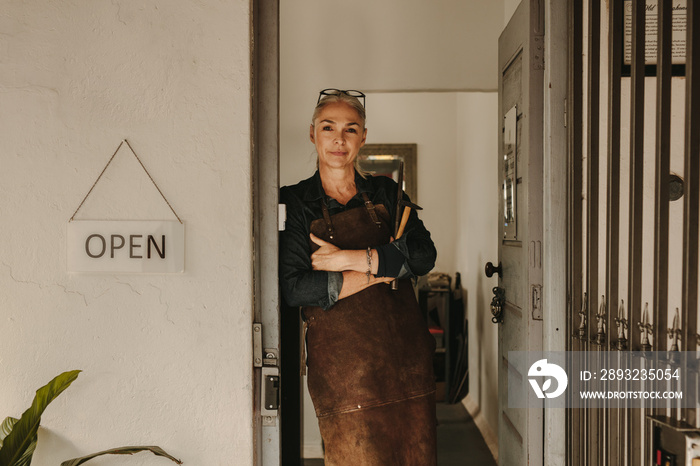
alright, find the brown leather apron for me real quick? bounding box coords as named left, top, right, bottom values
left=303, top=196, right=437, bottom=466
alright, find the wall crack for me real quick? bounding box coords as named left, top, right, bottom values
left=2, top=262, right=88, bottom=307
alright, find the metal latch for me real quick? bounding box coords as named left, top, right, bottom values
left=491, top=286, right=505, bottom=324
left=279, top=204, right=287, bottom=231
left=254, top=323, right=279, bottom=426
left=261, top=350, right=279, bottom=426
left=263, top=371, right=279, bottom=411
left=531, top=284, right=542, bottom=320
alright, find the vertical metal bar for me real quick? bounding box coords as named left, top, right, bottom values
left=628, top=0, right=646, bottom=356
left=654, top=0, right=672, bottom=361
left=568, top=0, right=584, bottom=463
left=585, top=2, right=603, bottom=464
left=586, top=2, right=602, bottom=464
left=587, top=0, right=601, bottom=349
left=682, top=0, right=700, bottom=427
left=606, top=0, right=624, bottom=463
left=653, top=0, right=674, bottom=442
left=569, top=1, right=584, bottom=352
left=628, top=2, right=646, bottom=465
left=606, top=0, right=623, bottom=355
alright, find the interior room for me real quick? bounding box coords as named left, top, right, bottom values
left=279, top=1, right=522, bottom=462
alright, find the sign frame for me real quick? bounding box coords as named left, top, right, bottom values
left=67, top=220, right=185, bottom=274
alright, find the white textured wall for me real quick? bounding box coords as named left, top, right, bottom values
left=0, top=1, right=253, bottom=465
left=455, top=92, right=499, bottom=442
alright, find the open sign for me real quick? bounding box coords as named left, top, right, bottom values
left=68, top=220, right=185, bottom=273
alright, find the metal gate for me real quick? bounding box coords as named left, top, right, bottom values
left=568, top=0, right=700, bottom=465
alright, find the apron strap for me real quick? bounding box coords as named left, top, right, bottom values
left=320, top=193, right=382, bottom=240
left=361, top=192, right=382, bottom=227
left=320, top=200, right=335, bottom=240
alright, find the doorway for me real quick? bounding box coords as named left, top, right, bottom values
left=278, top=1, right=506, bottom=462
left=274, top=0, right=567, bottom=464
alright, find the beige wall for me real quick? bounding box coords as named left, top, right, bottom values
left=455, top=92, right=500, bottom=443
left=0, top=1, right=254, bottom=464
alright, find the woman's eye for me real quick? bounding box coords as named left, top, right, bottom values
left=322, top=126, right=332, bottom=131
left=346, top=128, right=357, bottom=133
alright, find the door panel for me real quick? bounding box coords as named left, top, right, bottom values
left=497, top=1, right=545, bottom=464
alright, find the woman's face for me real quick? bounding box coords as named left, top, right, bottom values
left=310, top=101, right=367, bottom=172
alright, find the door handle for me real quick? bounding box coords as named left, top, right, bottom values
left=485, top=261, right=502, bottom=278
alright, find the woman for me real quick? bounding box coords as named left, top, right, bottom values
left=280, top=89, right=438, bottom=465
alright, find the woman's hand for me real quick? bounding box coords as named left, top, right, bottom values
left=310, top=233, right=383, bottom=276
left=310, top=233, right=347, bottom=272
left=310, top=233, right=381, bottom=275
left=309, top=234, right=393, bottom=301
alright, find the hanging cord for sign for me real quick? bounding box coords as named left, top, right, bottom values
left=70, top=139, right=183, bottom=224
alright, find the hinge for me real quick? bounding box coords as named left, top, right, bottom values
left=253, top=323, right=263, bottom=367
left=564, top=98, right=567, bottom=128
left=532, top=34, right=545, bottom=70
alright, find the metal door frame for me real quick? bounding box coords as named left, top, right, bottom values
left=252, top=1, right=282, bottom=465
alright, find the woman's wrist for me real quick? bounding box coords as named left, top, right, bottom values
left=338, top=270, right=391, bottom=300
left=341, top=249, right=379, bottom=274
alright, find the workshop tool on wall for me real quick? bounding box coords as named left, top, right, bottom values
left=391, top=161, right=422, bottom=290
left=448, top=272, right=469, bottom=404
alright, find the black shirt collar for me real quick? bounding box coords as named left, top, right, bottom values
left=302, top=169, right=374, bottom=202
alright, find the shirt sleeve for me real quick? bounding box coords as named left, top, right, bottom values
left=373, top=188, right=437, bottom=279
left=279, top=189, right=343, bottom=310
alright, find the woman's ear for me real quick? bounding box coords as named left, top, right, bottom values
left=309, top=124, right=315, bottom=144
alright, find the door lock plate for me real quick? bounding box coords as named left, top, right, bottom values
left=531, top=284, right=543, bottom=320
left=261, top=348, right=279, bottom=426
left=491, top=286, right=506, bottom=324
left=262, top=368, right=279, bottom=411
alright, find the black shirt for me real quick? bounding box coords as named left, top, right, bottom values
left=279, top=170, right=437, bottom=310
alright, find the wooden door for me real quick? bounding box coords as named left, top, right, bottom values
left=497, top=1, right=545, bottom=464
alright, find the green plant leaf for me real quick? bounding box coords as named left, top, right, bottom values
left=0, top=370, right=80, bottom=466
left=0, top=418, right=36, bottom=466
left=0, top=417, right=17, bottom=448
left=60, top=446, right=182, bottom=466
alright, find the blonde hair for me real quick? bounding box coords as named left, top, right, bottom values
left=311, top=93, right=369, bottom=177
